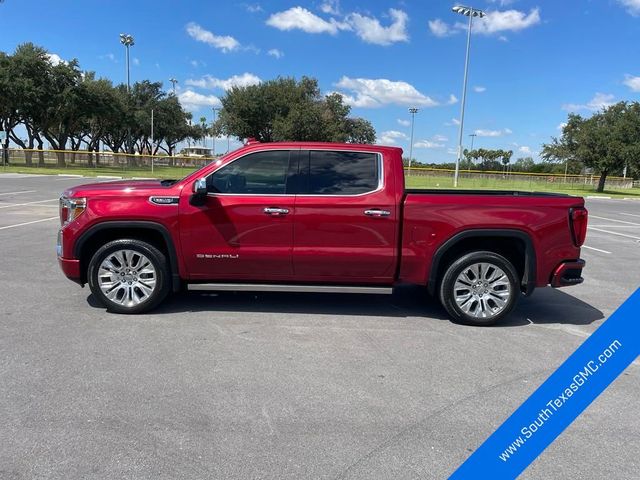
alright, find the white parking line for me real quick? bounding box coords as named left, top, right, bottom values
left=589, top=215, right=640, bottom=226
left=619, top=212, right=640, bottom=219
left=589, top=225, right=640, bottom=228
left=588, top=227, right=640, bottom=240
left=0, top=198, right=58, bottom=209
left=582, top=245, right=612, bottom=254
left=0, top=216, right=58, bottom=230
left=0, top=190, right=36, bottom=196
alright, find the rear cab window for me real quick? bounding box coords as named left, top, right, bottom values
left=303, top=150, right=380, bottom=195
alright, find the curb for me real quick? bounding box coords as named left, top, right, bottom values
left=57, top=174, right=84, bottom=178
left=96, top=175, right=122, bottom=179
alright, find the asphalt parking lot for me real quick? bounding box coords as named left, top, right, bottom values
left=0, top=173, right=638, bottom=480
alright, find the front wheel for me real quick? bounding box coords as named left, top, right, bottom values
left=88, top=239, right=170, bottom=314
left=438, top=251, right=520, bottom=326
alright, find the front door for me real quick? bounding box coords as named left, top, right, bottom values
left=180, top=149, right=297, bottom=280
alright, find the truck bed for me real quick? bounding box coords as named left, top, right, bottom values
left=405, top=188, right=573, bottom=197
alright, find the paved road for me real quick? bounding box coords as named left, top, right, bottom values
left=0, top=174, right=638, bottom=479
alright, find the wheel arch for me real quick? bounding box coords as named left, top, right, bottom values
left=427, top=229, right=536, bottom=297
left=74, top=221, right=181, bottom=291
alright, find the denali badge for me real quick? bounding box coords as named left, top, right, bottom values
left=196, top=254, right=240, bottom=259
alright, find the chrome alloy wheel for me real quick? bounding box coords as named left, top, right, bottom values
left=97, top=249, right=157, bottom=308
left=453, top=262, right=511, bottom=319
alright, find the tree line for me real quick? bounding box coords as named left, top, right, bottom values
left=0, top=43, right=207, bottom=167
left=0, top=43, right=376, bottom=168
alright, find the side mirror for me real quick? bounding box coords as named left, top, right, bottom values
left=190, top=178, right=208, bottom=206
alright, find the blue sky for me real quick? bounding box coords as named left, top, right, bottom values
left=2, top=0, right=640, bottom=162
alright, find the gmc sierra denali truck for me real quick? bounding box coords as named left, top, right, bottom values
left=57, top=141, right=588, bottom=326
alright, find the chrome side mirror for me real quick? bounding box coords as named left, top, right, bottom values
left=193, top=178, right=207, bottom=195
left=190, top=178, right=208, bottom=206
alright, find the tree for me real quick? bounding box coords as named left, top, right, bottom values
left=216, top=76, right=375, bottom=143
left=542, top=102, right=640, bottom=192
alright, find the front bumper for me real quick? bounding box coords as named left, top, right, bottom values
left=58, top=256, right=82, bottom=285
left=551, top=259, right=586, bottom=288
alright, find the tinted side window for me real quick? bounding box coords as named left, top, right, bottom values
left=207, top=151, right=290, bottom=194
left=308, top=151, right=379, bottom=195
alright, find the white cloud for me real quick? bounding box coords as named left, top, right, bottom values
left=498, top=35, right=509, bottom=42
left=623, top=74, right=640, bottom=92
left=414, top=140, right=445, bottom=149
left=488, top=0, right=516, bottom=6
left=185, top=73, right=261, bottom=90
left=397, top=118, right=410, bottom=127
left=445, top=118, right=461, bottom=126
left=132, top=57, right=140, bottom=66
left=100, top=53, right=116, bottom=62
left=320, top=0, right=340, bottom=15
left=562, top=93, right=615, bottom=112
left=447, top=94, right=458, bottom=105
left=518, top=146, right=533, bottom=155
left=267, top=6, right=408, bottom=45
left=432, top=134, right=448, bottom=142
left=266, top=7, right=348, bottom=34
left=335, top=76, right=440, bottom=108
left=245, top=3, right=263, bottom=13
left=347, top=8, right=408, bottom=45
left=618, top=0, right=640, bottom=16
left=474, top=128, right=512, bottom=137
left=432, top=8, right=540, bottom=38
left=186, top=22, right=241, bottom=53
left=178, top=90, right=222, bottom=110
left=428, top=19, right=453, bottom=37
left=473, top=86, right=486, bottom=93
left=377, top=130, right=408, bottom=145
left=267, top=48, right=284, bottom=59
left=46, top=53, right=65, bottom=66
left=470, top=8, right=541, bottom=34
left=557, top=122, right=567, bottom=131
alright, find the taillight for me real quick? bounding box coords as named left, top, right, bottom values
left=570, top=207, right=588, bottom=247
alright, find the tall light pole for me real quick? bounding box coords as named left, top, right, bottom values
left=169, top=77, right=178, bottom=95
left=407, top=107, right=418, bottom=174
left=468, top=133, right=477, bottom=170
left=452, top=5, right=485, bottom=187
left=212, top=107, right=220, bottom=157
left=119, top=34, right=135, bottom=92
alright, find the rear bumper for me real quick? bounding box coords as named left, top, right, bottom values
left=551, top=259, right=585, bottom=288
left=58, top=256, right=83, bottom=285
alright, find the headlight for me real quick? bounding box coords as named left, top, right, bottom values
left=59, top=196, right=87, bottom=226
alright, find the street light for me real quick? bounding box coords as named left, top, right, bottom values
left=212, top=107, right=220, bottom=157
left=452, top=5, right=485, bottom=187
left=407, top=107, right=419, bottom=174
left=468, top=133, right=477, bottom=170
left=119, top=33, right=135, bottom=92
left=169, top=77, right=178, bottom=95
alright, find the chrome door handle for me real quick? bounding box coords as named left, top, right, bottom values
left=264, top=207, right=290, bottom=216
left=364, top=209, right=391, bottom=217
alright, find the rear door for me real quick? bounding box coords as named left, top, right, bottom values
left=180, top=149, right=298, bottom=280
left=292, top=149, right=398, bottom=283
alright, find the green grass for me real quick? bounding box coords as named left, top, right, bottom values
left=1, top=164, right=199, bottom=179
left=2, top=163, right=639, bottom=198
left=405, top=174, right=640, bottom=198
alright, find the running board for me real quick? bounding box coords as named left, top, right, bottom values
left=187, top=283, right=393, bottom=295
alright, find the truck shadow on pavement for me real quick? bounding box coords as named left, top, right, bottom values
left=88, top=285, right=603, bottom=327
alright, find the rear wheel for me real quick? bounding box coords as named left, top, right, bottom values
left=88, top=239, right=170, bottom=314
left=439, top=251, right=519, bottom=326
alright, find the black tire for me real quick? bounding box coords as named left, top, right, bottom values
left=438, top=251, right=519, bottom=326
left=88, top=239, right=171, bottom=314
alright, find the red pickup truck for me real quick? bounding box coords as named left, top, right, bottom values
left=57, top=141, right=587, bottom=325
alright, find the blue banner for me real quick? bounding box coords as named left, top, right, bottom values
left=449, top=288, right=640, bottom=479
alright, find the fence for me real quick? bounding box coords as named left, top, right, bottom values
left=1, top=148, right=636, bottom=190
left=1, top=148, right=212, bottom=178
left=405, top=166, right=635, bottom=191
